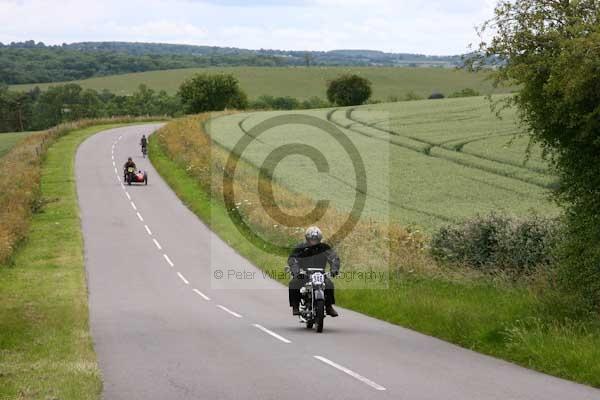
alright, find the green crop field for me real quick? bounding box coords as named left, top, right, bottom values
left=0, top=131, right=38, bottom=158
left=10, top=66, right=512, bottom=100
left=206, top=95, right=558, bottom=232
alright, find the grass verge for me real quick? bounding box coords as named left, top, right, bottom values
left=150, top=115, right=600, bottom=388
left=0, top=123, right=150, bottom=399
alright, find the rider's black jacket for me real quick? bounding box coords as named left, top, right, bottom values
left=287, top=242, right=340, bottom=277
left=124, top=160, right=137, bottom=170
left=141, top=137, right=147, bottom=147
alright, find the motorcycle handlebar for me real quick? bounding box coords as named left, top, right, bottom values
left=298, top=269, right=330, bottom=277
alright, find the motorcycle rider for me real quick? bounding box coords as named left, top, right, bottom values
left=288, top=226, right=339, bottom=317
left=123, top=157, right=137, bottom=180
left=123, top=157, right=136, bottom=171
left=140, top=135, right=148, bottom=152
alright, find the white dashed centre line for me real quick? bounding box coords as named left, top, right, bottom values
left=144, top=225, right=152, bottom=235
left=131, top=201, right=137, bottom=211
left=313, top=356, right=386, bottom=391
left=126, top=192, right=131, bottom=200
left=217, top=305, right=243, bottom=318
left=163, top=254, right=174, bottom=267
left=177, top=272, right=189, bottom=285
left=152, top=238, right=162, bottom=250
left=252, top=324, right=291, bottom=344
left=193, top=289, right=210, bottom=301
left=136, top=212, right=144, bottom=222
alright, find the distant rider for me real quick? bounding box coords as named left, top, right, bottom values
left=140, top=135, right=148, bottom=151
left=288, top=226, right=340, bottom=317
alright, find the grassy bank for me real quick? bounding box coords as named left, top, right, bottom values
left=0, top=123, right=154, bottom=399
left=150, top=115, right=600, bottom=388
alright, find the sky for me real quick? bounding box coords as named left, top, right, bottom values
left=0, top=0, right=497, bottom=55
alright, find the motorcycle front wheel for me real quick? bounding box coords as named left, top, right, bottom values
left=315, top=299, right=325, bottom=333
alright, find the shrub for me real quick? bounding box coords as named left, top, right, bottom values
left=326, top=74, right=372, bottom=106
left=428, top=92, right=445, bottom=100
left=448, top=88, right=481, bottom=98
left=300, top=96, right=331, bottom=109
left=249, top=95, right=329, bottom=110
left=404, top=91, right=424, bottom=101
left=430, top=213, right=561, bottom=273
left=178, top=73, right=248, bottom=113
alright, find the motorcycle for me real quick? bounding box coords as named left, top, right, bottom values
left=141, top=145, right=147, bottom=158
left=298, top=268, right=330, bottom=333
left=124, top=166, right=148, bottom=186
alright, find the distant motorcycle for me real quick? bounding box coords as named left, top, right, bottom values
left=297, top=268, right=330, bottom=333
left=141, top=145, right=147, bottom=158
left=124, top=166, right=148, bottom=186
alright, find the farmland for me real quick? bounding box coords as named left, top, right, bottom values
left=10, top=66, right=512, bottom=101
left=206, top=95, right=557, bottom=231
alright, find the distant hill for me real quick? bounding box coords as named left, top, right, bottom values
left=0, top=41, right=465, bottom=85
left=65, top=42, right=464, bottom=67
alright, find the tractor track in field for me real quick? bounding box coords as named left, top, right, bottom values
left=220, top=112, right=455, bottom=224
left=326, top=108, right=553, bottom=189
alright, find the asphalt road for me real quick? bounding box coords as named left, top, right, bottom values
left=76, top=125, right=600, bottom=400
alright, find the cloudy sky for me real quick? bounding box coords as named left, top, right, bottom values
left=0, top=0, right=496, bottom=55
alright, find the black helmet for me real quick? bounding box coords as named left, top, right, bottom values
left=128, top=157, right=132, bottom=161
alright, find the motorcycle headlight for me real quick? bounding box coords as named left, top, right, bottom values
left=300, top=287, right=307, bottom=294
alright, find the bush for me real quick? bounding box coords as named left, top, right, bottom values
left=250, top=95, right=300, bottom=110
left=404, top=91, right=424, bottom=101
left=428, top=92, right=445, bottom=99
left=249, top=95, right=330, bottom=110
left=326, top=74, right=372, bottom=106
left=178, top=73, right=248, bottom=113
left=430, top=213, right=561, bottom=273
left=448, top=88, right=480, bottom=98
left=300, top=96, right=331, bottom=109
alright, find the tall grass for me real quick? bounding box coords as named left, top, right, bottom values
left=0, top=116, right=168, bottom=265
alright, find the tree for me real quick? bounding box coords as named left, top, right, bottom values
left=178, top=73, right=248, bottom=113
left=0, top=86, right=32, bottom=132
left=326, top=74, right=372, bottom=106
left=475, top=0, right=600, bottom=313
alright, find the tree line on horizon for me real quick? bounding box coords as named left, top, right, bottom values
left=0, top=41, right=465, bottom=85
